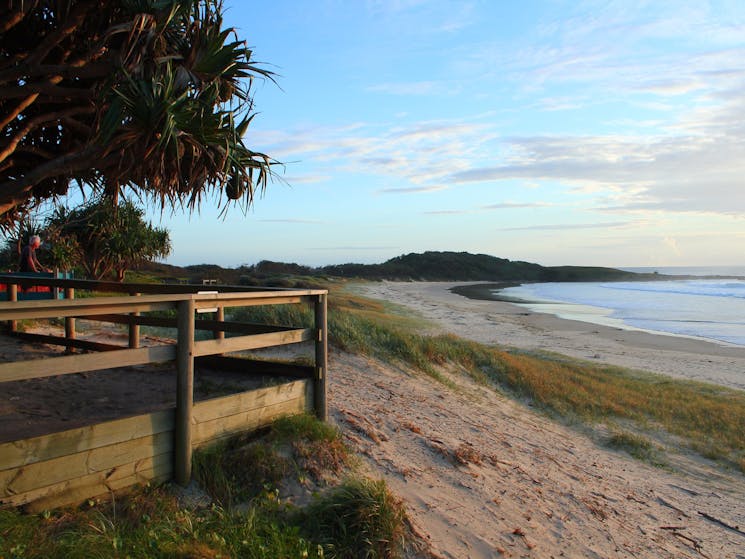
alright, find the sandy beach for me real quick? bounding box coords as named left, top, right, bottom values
left=352, top=281, right=745, bottom=391
left=2, top=281, right=744, bottom=557
left=327, top=280, right=745, bottom=558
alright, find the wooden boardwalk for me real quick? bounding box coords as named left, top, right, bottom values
left=0, top=275, right=328, bottom=510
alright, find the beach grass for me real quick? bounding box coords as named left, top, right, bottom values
left=0, top=414, right=409, bottom=559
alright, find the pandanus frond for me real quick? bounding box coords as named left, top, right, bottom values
left=0, top=0, right=277, bottom=227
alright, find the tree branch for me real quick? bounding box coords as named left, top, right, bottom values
left=0, top=106, right=95, bottom=165
left=0, top=144, right=101, bottom=217
left=25, top=2, right=94, bottom=67
left=0, top=93, right=40, bottom=130
left=0, top=1, right=39, bottom=34
left=0, top=61, right=113, bottom=85
left=0, top=81, right=94, bottom=100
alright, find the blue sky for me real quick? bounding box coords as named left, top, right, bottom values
left=160, top=0, right=745, bottom=268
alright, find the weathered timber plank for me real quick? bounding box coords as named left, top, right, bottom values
left=0, top=344, right=176, bottom=383
left=0, top=431, right=173, bottom=497
left=0, top=294, right=178, bottom=321
left=314, top=293, right=328, bottom=421
left=26, top=471, right=173, bottom=513
left=192, top=396, right=311, bottom=447
left=0, top=409, right=174, bottom=471
left=79, top=314, right=299, bottom=335
left=3, top=453, right=172, bottom=511
left=0, top=293, right=321, bottom=322
left=0, top=274, right=327, bottom=297
left=11, top=331, right=124, bottom=352
left=174, top=299, right=195, bottom=486
left=193, top=319, right=298, bottom=334
left=192, top=380, right=309, bottom=423
left=78, top=313, right=177, bottom=328
left=193, top=328, right=313, bottom=357
left=194, top=295, right=308, bottom=310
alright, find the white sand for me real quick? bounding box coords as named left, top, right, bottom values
left=327, top=281, right=745, bottom=558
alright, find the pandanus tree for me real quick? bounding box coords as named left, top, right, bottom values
left=0, top=0, right=274, bottom=227
left=44, top=197, right=171, bottom=280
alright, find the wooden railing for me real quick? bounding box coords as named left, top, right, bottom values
left=0, top=275, right=328, bottom=485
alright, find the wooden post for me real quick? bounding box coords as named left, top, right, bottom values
left=214, top=306, right=225, bottom=340
left=175, top=299, right=195, bottom=486
left=8, top=283, right=17, bottom=332
left=64, top=287, right=75, bottom=353
left=129, top=292, right=141, bottom=349
left=314, top=293, right=328, bottom=421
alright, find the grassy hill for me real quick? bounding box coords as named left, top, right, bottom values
left=137, top=251, right=650, bottom=284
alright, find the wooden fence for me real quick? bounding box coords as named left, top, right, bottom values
left=0, top=275, right=328, bottom=510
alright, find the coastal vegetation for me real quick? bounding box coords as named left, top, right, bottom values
left=42, top=198, right=170, bottom=281
left=139, top=250, right=651, bottom=284
left=0, top=0, right=276, bottom=226
left=0, top=414, right=410, bottom=558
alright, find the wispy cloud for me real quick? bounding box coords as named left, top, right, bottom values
left=259, top=218, right=324, bottom=224
left=500, top=221, right=633, bottom=231
left=481, top=202, right=553, bottom=210
left=379, top=185, right=446, bottom=194
left=308, top=245, right=398, bottom=251
left=367, top=81, right=455, bottom=96
left=278, top=174, right=331, bottom=184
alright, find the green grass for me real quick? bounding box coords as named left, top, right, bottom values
left=604, top=429, right=664, bottom=465
left=192, top=414, right=349, bottom=508
left=0, top=487, right=320, bottom=558
left=0, top=414, right=408, bottom=559
left=301, top=478, right=407, bottom=559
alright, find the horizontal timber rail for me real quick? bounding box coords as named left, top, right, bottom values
left=0, top=275, right=329, bottom=486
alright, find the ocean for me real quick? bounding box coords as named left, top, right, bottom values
left=496, top=267, right=745, bottom=347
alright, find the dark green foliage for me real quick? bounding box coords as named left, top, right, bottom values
left=43, top=198, right=170, bottom=280
left=0, top=487, right=323, bottom=558
left=193, top=435, right=292, bottom=506
left=320, top=251, right=645, bottom=281
left=135, top=251, right=651, bottom=284
left=1, top=0, right=275, bottom=226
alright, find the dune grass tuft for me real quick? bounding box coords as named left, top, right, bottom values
left=301, top=478, right=408, bottom=559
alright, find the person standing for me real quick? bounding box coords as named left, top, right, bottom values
left=18, top=235, right=49, bottom=272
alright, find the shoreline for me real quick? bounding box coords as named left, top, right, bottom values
left=353, top=281, right=745, bottom=391
left=450, top=280, right=745, bottom=349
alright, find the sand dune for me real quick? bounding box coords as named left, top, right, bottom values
left=330, top=281, right=745, bottom=558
